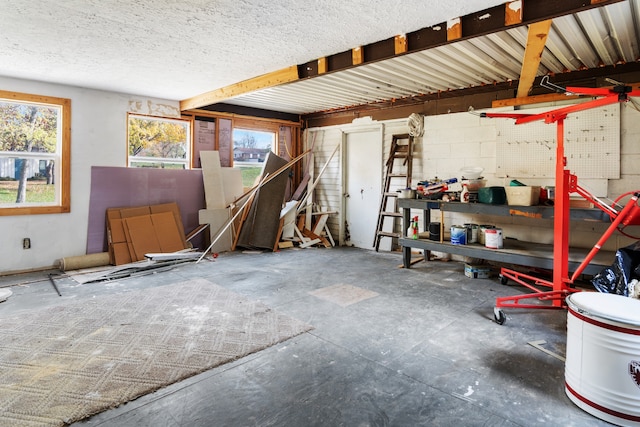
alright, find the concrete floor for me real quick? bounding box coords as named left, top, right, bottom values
left=0, top=247, right=614, bottom=426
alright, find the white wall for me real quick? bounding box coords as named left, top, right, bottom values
left=0, top=76, right=180, bottom=273
left=307, top=101, right=640, bottom=252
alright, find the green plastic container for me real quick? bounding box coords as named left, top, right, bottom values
left=478, top=186, right=506, bottom=204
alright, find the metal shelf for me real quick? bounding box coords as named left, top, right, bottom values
left=398, top=199, right=611, bottom=222
left=397, top=199, right=613, bottom=275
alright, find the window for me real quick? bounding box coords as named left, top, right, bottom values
left=233, top=128, right=275, bottom=187
left=0, top=90, right=70, bottom=216
left=127, top=114, right=191, bottom=169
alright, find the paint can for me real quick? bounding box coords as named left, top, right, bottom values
left=484, top=228, right=503, bottom=249
left=463, top=223, right=478, bottom=243
left=428, top=222, right=441, bottom=241
left=450, top=225, right=466, bottom=245
left=478, top=225, right=494, bottom=245
left=565, top=292, right=640, bottom=426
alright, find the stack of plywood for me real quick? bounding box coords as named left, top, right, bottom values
left=106, top=202, right=187, bottom=265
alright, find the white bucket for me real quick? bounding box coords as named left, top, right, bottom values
left=484, top=228, right=503, bottom=249
left=565, top=292, right=640, bottom=426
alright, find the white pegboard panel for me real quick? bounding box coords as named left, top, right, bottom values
left=496, top=103, right=620, bottom=179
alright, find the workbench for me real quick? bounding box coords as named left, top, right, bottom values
left=398, top=198, right=614, bottom=276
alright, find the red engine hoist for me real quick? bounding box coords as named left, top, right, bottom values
left=480, top=77, right=640, bottom=324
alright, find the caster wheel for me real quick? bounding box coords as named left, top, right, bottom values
left=500, top=275, right=509, bottom=286
left=494, top=307, right=506, bottom=325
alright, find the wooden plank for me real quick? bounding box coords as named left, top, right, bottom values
left=231, top=193, right=256, bottom=251
left=447, top=18, right=462, bottom=41
left=517, top=19, right=552, bottom=98
left=318, top=57, right=327, bottom=74
left=492, top=92, right=581, bottom=108
left=299, top=238, right=321, bottom=248
left=505, top=0, right=523, bottom=26
left=494, top=82, right=640, bottom=108
left=186, top=224, right=208, bottom=241
left=180, top=65, right=299, bottom=111
left=397, top=256, right=425, bottom=268
left=352, top=47, right=363, bottom=65
left=394, top=35, right=407, bottom=55
left=312, top=213, right=329, bottom=236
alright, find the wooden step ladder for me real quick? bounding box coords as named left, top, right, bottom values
left=374, top=133, right=414, bottom=251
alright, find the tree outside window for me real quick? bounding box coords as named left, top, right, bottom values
left=0, top=91, right=70, bottom=215
left=128, top=114, right=191, bottom=169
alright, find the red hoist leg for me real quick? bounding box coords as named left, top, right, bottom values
left=553, top=118, right=572, bottom=304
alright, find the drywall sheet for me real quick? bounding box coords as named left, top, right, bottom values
left=221, top=167, right=243, bottom=206
left=496, top=103, right=620, bottom=179
left=199, top=208, right=233, bottom=253
left=86, top=167, right=205, bottom=254
left=236, top=152, right=290, bottom=250
left=201, top=151, right=225, bottom=209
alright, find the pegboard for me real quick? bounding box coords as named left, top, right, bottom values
left=496, top=103, right=620, bottom=179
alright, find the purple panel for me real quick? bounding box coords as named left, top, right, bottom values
left=86, top=166, right=206, bottom=254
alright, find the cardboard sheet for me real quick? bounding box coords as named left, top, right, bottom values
left=105, top=202, right=188, bottom=264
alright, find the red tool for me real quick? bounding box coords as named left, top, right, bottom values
left=481, top=77, right=640, bottom=324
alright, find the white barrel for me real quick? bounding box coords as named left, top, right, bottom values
left=565, top=292, right=640, bottom=426
left=484, top=228, right=503, bottom=249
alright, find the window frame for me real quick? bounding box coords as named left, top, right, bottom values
left=0, top=90, right=71, bottom=216
left=127, top=113, right=193, bottom=169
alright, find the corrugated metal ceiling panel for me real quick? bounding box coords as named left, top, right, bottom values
left=225, top=0, right=639, bottom=115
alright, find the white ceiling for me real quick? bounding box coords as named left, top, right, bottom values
left=0, top=0, right=504, bottom=101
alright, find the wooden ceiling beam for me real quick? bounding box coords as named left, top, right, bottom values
left=517, top=19, right=552, bottom=98
left=180, top=65, right=299, bottom=111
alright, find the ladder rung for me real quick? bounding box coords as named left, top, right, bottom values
left=380, top=211, right=402, bottom=218
left=383, top=192, right=398, bottom=197
left=388, top=173, right=407, bottom=178
left=377, top=231, right=401, bottom=238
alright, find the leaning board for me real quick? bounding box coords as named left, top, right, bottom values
left=496, top=102, right=620, bottom=179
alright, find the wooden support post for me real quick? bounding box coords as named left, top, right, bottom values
left=318, top=57, right=327, bottom=74
left=352, top=47, right=363, bottom=65
left=394, top=35, right=407, bottom=55
left=447, top=18, right=462, bottom=41
left=505, top=0, right=523, bottom=26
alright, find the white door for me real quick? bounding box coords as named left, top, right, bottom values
left=344, top=126, right=386, bottom=250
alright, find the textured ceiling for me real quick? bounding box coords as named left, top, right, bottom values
left=0, top=0, right=503, bottom=101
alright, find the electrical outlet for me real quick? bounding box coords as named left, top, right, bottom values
left=22, top=238, right=30, bottom=249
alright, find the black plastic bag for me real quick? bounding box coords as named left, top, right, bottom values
left=592, top=242, right=640, bottom=296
